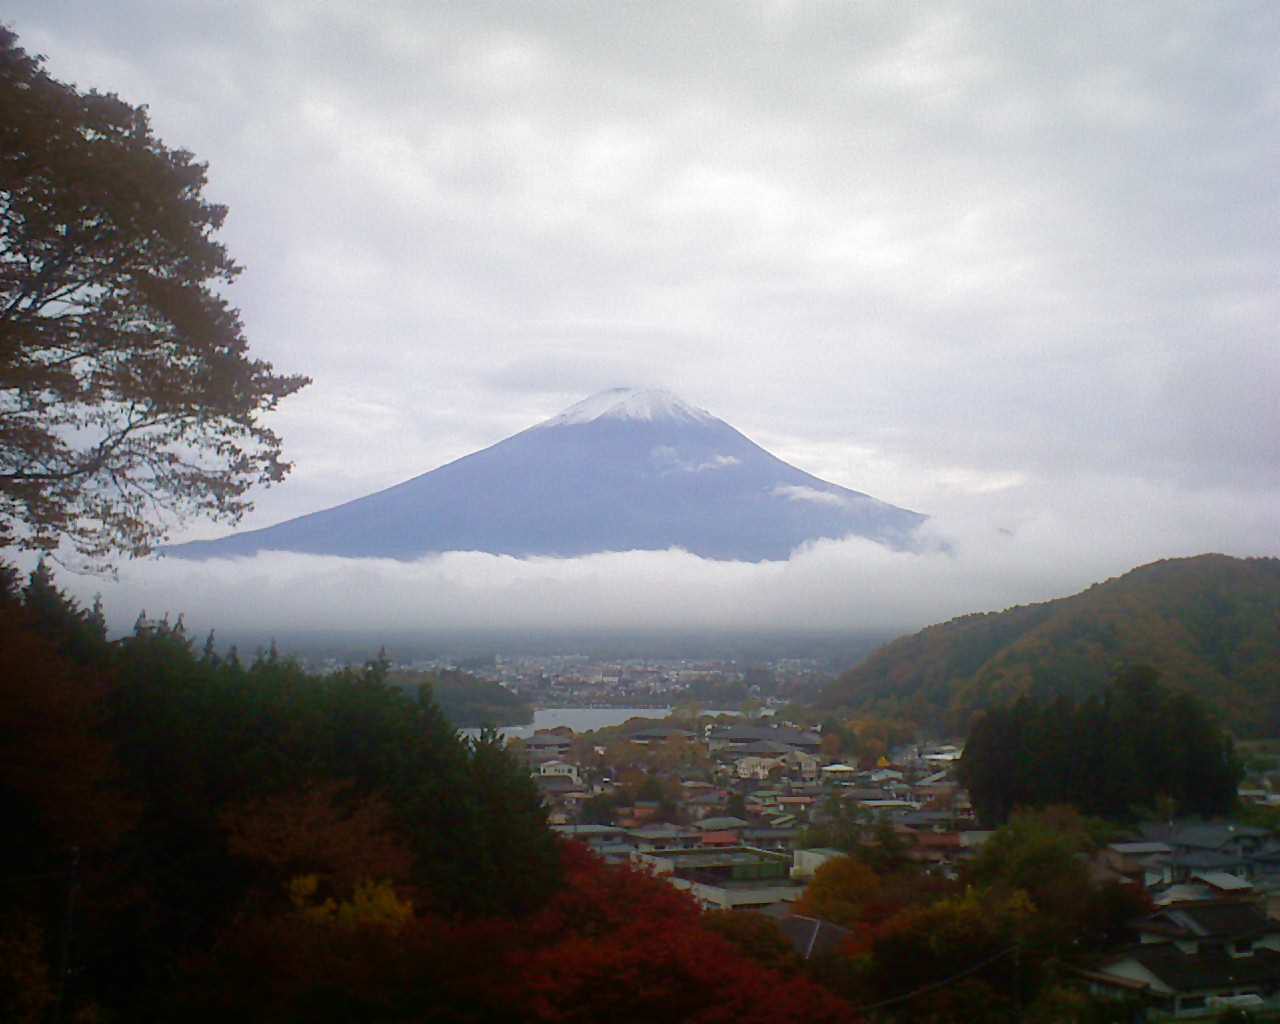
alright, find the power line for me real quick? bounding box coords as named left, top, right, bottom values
left=851, top=943, right=1020, bottom=1014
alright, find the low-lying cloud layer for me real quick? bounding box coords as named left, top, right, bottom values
left=8, top=2, right=1278, bottom=644
left=59, top=470, right=1274, bottom=643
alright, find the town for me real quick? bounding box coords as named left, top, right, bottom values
left=519, top=710, right=1280, bottom=1020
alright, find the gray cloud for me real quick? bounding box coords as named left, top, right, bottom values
left=6, top=1, right=1278, bottom=631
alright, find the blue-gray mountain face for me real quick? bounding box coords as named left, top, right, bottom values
left=167, top=389, right=926, bottom=563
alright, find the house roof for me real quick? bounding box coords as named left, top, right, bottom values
left=911, top=832, right=963, bottom=850
left=710, top=725, right=821, bottom=746
left=1194, top=871, right=1254, bottom=892
left=552, top=824, right=625, bottom=837
left=696, top=816, right=750, bottom=831
left=701, top=830, right=739, bottom=845
left=1142, top=903, right=1277, bottom=940
left=735, top=740, right=796, bottom=756
left=775, top=914, right=852, bottom=960
left=630, top=726, right=697, bottom=741
left=1172, top=850, right=1247, bottom=870
left=1139, top=822, right=1272, bottom=850
left=1110, top=842, right=1174, bottom=856
left=525, top=734, right=573, bottom=748
left=627, top=822, right=697, bottom=839
left=1104, top=945, right=1280, bottom=993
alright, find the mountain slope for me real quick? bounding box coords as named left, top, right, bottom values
left=816, top=554, right=1280, bottom=735
left=166, top=388, right=925, bottom=563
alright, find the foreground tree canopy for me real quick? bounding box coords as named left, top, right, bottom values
left=0, top=28, right=307, bottom=565
left=1, top=564, right=859, bottom=1023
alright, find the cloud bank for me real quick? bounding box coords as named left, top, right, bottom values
left=59, top=469, right=1275, bottom=643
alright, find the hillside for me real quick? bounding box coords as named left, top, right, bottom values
left=817, top=555, right=1280, bottom=735
left=389, top=669, right=534, bottom=728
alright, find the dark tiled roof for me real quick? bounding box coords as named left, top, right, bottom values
left=1172, top=851, right=1247, bottom=869
left=525, top=734, right=573, bottom=748
left=1138, top=903, right=1276, bottom=942
left=696, top=816, right=750, bottom=831
left=775, top=914, right=852, bottom=960
left=1115, top=945, right=1280, bottom=992
left=736, top=740, right=797, bottom=755
left=630, top=726, right=697, bottom=741
left=1139, top=822, right=1272, bottom=850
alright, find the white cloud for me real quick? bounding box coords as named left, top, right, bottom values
left=650, top=447, right=741, bottom=474
left=51, top=468, right=1272, bottom=645
left=771, top=485, right=849, bottom=508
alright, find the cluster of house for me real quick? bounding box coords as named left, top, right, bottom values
left=529, top=723, right=980, bottom=865
left=1083, top=822, right=1280, bottom=1018
left=525, top=719, right=1280, bottom=1018
left=529, top=721, right=990, bottom=962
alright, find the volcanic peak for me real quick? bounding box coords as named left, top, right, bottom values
left=534, top=387, right=716, bottom=429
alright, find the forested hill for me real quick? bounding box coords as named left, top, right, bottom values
left=816, top=554, right=1280, bottom=735
left=389, top=669, right=534, bottom=728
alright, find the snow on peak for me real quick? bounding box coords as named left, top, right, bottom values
left=537, top=387, right=717, bottom=429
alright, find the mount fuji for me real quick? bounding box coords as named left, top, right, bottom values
left=166, top=388, right=926, bottom=563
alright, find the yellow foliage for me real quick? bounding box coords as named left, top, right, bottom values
left=286, top=874, right=412, bottom=930
left=335, top=879, right=414, bottom=930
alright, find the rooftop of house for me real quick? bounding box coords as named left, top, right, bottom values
left=710, top=725, right=821, bottom=745
left=627, top=822, right=700, bottom=839
left=1139, top=821, right=1272, bottom=851
left=1109, top=841, right=1174, bottom=856
left=1103, top=944, right=1280, bottom=994
left=525, top=734, right=574, bottom=749
left=774, top=914, right=853, bottom=960
left=696, top=816, right=751, bottom=831
left=552, top=824, right=626, bottom=838
left=630, top=726, right=698, bottom=741
left=1141, top=902, right=1277, bottom=941
left=734, top=740, right=798, bottom=756
left=1195, top=871, right=1255, bottom=893
left=639, top=846, right=791, bottom=871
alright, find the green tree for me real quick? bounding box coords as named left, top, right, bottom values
left=0, top=29, right=308, bottom=565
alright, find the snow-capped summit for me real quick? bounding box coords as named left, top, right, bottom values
left=166, top=389, right=926, bottom=563
left=535, top=387, right=716, bottom=429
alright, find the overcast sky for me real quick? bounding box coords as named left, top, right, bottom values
left=10, top=2, right=1279, bottom=640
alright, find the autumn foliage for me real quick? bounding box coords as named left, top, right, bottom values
left=186, top=839, right=856, bottom=1023
left=2, top=566, right=865, bottom=1022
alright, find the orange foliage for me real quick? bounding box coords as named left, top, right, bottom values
left=794, top=856, right=881, bottom=929
left=220, top=780, right=413, bottom=896
left=187, top=840, right=861, bottom=1023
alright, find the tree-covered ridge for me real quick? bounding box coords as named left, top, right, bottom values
left=389, top=668, right=534, bottom=728
left=958, top=666, right=1241, bottom=826
left=818, top=554, right=1280, bottom=735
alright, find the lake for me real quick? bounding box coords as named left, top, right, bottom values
left=458, top=705, right=758, bottom=740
